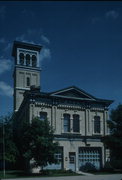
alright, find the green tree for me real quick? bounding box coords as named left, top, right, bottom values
left=0, top=114, right=18, bottom=167
left=103, top=104, right=122, bottom=169
left=18, top=117, right=59, bottom=171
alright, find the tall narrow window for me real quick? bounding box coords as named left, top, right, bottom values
left=40, top=112, right=47, bottom=121
left=26, top=54, right=30, bottom=66
left=27, top=77, right=30, bottom=87
left=63, top=114, right=70, bottom=132
left=94, top=116, right=100, bottom=133
left=73, top=114, right=80, bottom=132
left=19, top=53, right=24, bottom=65
left=32, top=55, right=37, bottom=67
left=54, top=147, right=63, bottom=168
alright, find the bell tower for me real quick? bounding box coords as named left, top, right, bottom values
left=12, top=41, right=42, bottom=112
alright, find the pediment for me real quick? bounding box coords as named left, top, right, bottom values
left=50, top=86, right=96, bottom=101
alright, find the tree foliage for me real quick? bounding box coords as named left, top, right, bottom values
left=17, top=117, right=59, bottom=170
left=0, top=114, right=18, bottom=164
left=103, top=104, right=122, bottom=169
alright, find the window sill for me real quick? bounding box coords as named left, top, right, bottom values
left=62, top=132, right=80, bottom=134
left=92, top=133, right=102, bottom=136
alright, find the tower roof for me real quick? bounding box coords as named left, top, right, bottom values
left=12, top=41, right=42, bottom=57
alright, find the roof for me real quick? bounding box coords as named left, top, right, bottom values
left=12, top=41, right=42, bottom=57
left=24, top=85, right=114, bottom=106
left=50, top=86, right=96, bottom=100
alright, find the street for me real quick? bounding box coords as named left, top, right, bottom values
left=3, top=174, right=122, bottom=180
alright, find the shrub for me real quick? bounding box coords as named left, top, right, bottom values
left=103, top=161, right=114, bottom=172
left=79, top=162, right=97, bottom=172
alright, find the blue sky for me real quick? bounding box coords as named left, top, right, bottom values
left=0, top=1, right=122, bottom=116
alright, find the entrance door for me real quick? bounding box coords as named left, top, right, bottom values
left=69, top=152, right=76, bottom=171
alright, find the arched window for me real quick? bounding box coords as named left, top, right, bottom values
left=26, top=77, right=30, bottom=87
left=73, top=114, right=80, bottom=132
left=40, top=112, right=47, bottom=121
left=19, top=53, right=24, bottom=65
left=94, top=116, right=101, bottom=133
left=63, top=114, right=70, bottom=132
left=32, top=55, right=37, bottom=67
left=26, top=54, right=30, bottom=66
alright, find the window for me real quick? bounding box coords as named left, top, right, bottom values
left=32, top=55, right=37, bottom=67
left=69, top=152, right=75, bottom=164
left=54, top=153, right=62, bottom=164
left=63, top=114, right=70, bottom=132
left=26, top=54, right=30, bottom=66
left=26, top=77, right=30, bottom=87
left=19, top=53, right=24, bottom=65
left=40, top=112, right=47, bottom=121
left=54, top=147, right=63, bottom=166
left=94, top=116, right=100, bottom=133
left=73, top=114, right=80, bottom=132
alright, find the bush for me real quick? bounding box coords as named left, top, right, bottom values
left=103, top=161, right=114, bottom=172
left=110, top=159, right=122, bottom=170
left=79, top=162, right=97, bottom=172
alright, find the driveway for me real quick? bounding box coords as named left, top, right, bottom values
left=3, top=174, right=122, bottom=180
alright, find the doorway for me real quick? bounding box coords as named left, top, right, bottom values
left=69, top=152, right=76, bottom=171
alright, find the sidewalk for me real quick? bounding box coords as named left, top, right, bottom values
left=77, top=171, right=94, bottom=176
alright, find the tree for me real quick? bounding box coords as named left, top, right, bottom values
left=0, top=114, right=19, bottom=168
left=17, top=117, right=59, bottom=171
left=103, top=104, right=122, bottom=169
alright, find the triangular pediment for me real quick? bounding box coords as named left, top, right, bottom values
left=50, top=86, right=96, bottom=101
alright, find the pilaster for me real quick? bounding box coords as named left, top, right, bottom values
left=61, top=113, right=64, bottom=133
left=85, top=109, right=90, bottom=136
left=75, top=152, right=79, bottom=172
left=70, top=114, right=73, bottom=133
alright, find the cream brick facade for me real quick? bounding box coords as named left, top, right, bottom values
left=12, top=41, right=42, bottom=112
left=13, top=41, right=113, bottom=172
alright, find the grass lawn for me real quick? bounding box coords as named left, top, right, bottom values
left=92, top=169, right=122, bottom=175
left=0, top=169, right=81, bottom=179
left=0, top=170, right=25, bottom=179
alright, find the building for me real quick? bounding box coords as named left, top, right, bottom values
left=12, top=41, right=113, bottom=172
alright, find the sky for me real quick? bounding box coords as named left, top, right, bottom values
left=0, top=1, right=122, bottom=116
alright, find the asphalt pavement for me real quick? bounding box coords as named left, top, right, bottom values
left=2, top=174, right=122, bottom=180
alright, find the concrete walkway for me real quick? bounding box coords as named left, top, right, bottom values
left=2, top=174, right=122, bottom=180
left=77, top=171, right=94, bottom=176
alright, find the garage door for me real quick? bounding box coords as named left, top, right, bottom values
left=78, top=147, right=101, bottom=171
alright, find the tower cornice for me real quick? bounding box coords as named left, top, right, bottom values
left=12, top=41, right=42, bottom=57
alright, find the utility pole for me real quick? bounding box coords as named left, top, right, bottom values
left=3, top=118, right=5, bottom=178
